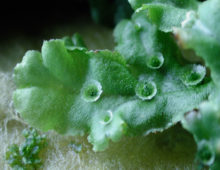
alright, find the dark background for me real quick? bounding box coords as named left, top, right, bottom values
left=0, top=1, right=91, bottom=38
left=0, top=0, right=206, bottom=39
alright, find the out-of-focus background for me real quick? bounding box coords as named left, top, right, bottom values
left=0, top=0, right=132, bottom=40
left=0, top=0, right=206, bottom=169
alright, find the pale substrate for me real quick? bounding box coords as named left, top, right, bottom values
left=0, top=22, right=197, bottom=170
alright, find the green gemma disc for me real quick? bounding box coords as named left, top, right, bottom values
left=99, top=110, right=113, bottom=125
left=81, top=80, right=103, bottom=102
left=147, top=53, right=164, bottom=69
left=197, top=140, right=215, bottom=166
left=135, top=80, right=157, bottom=100
left=181, top=64, right=206, bottom=86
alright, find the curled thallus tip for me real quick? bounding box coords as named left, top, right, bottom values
left=181, top=11, right=197, bottom=28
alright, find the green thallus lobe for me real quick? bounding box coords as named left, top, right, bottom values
left=137, top=0, right=220, bottom=168
left=13, top=33, right=210, bottom=152
left=13, top=2, right=214, bottom=166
